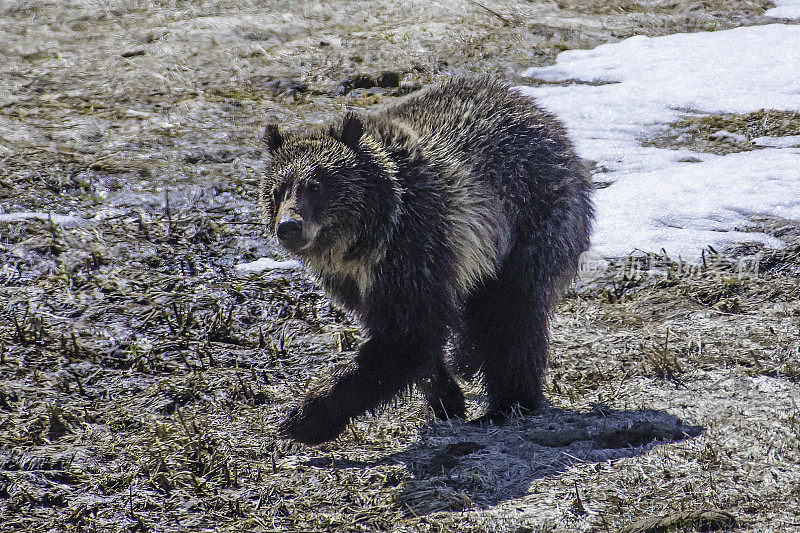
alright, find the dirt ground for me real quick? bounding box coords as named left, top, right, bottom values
left=1, top=0, right=799, bottom=531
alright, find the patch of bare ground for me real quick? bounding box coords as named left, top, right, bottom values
left=2, top=0, right=799, bottom=532
left=642, top=109, right=800, bottom=155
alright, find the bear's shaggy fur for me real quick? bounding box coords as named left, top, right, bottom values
left=260, top=78, right=593, bottom=444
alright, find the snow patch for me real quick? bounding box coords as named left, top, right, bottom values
left=708, top=130, right=747, bottom=144
left=591, top=149, right=800, bottom=257
left=765, top=0, right=800, bottom=20
left=235, top=257, right=301, bottom=274
left=751, top=135, right=800, bottom=148
left=0, top=211, right=88, bottom=228
left=519, top=24, right=800, bottom=258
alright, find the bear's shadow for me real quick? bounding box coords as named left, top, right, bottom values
left=307, top=405, right=702, bottom=515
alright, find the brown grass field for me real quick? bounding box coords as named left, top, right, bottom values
left=1, top=1, right=799, bottom=531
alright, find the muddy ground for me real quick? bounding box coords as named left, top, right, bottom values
left=1, top=0, right=799, bottom=531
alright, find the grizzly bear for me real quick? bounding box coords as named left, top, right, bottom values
left=260, top=78, right=593, bottom=444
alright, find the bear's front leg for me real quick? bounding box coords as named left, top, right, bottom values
left=280, top=393, right=350, bottom=445
left=280, top=333, right=443, bottom=444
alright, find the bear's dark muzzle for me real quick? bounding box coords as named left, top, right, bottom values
left=276, top=220, right=304, bottom=249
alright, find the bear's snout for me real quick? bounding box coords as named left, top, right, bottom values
left=276, top=219, right=304, bottom=249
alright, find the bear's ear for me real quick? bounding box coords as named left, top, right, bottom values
left=340, top=112, right=364, bottom=151
left=263, top=124, right=284, bottom=153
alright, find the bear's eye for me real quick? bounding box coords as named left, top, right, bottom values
left=307, top=180, right=322, bottom=195
left=272, top=186, right=284, bottom=204
left=272, top=182, right=291, bottom=208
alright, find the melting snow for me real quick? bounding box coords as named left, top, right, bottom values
left=751, top=135, right=800, bottom=148
left=235, top=257, right=301, bottom=274
left=765, top=0, right=800, bottom=19
left=519, top=24, right=800, bottom=258
left=0, top=211, right=88, bottom=228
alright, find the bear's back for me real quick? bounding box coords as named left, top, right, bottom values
left=381, top=79, right=583, bottom=200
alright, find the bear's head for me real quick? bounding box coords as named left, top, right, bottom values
left=260, top=113, right=401, bottom=260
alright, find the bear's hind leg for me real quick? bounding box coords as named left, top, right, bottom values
left=460, top=267, right=550, bottom=421
left=418, top=357, right=466, bottom=420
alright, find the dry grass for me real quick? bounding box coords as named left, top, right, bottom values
left=2, top=0, right=799, bottom=531
left=2, top=187, right=798, bottom=532
left=643, top=109, right=800, bottom=155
